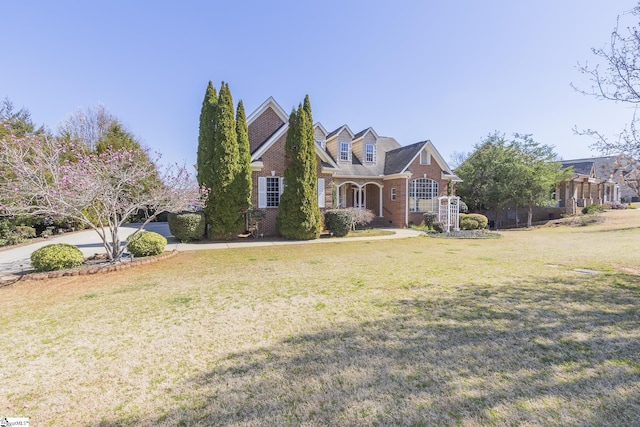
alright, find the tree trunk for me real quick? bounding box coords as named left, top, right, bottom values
left=527, top=202, right=533, bottom=228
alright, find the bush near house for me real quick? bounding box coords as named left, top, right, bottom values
left=347, top=207, right=375, bottom=230
left=324, top=210, right=353, bottom=237
left=432, top=221, right=446, bottom=233
left=168, top=212, right=206, bottom=242
left=31, top=243, right=84, bottom=272
left=423, top=212, right=438, bottom=229
left=459, top=213, right=489, bottom=230
left=582, top=204, right=605, bottom=215
left=126, top=231, right=167, bottom=257
left=604, top=201, right=628, bottom=210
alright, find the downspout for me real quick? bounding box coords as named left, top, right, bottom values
left=405, top=177, right=409, bottom=227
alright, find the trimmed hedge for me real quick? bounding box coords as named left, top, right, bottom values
left=324, top=209, right=353, bottom=237
left=126, top=231, right=167, bottom=257
left=31, top=243, right=84, bottom=272
left=459, top=213, right=489, bottom=230
left=168, top=212, right=205, bottom=242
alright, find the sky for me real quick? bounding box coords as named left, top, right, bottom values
left=2, top=1, right=638, bottom=170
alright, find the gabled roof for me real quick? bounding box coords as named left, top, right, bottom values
left=383, top=140, right=460, bottom=180
left=352, top=127, right=379, bottom=141
left=246, top=96, right=289, bottom=126
left=384, top=141, right=427, bottom=175
left=561, top=160, right=595, bottom=177
left=326, top=124, right=355, bottom=140
left=314, top=122, right=328, bottom=137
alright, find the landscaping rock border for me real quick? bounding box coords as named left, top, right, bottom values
left=18, top=250, right=178, bottom=281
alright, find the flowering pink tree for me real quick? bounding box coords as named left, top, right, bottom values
left=0, top=132, right=207, bottom=262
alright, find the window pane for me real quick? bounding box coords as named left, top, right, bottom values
left=409, top=178, right=438, bottom=212
left=266, top=177, right=280, bottom=207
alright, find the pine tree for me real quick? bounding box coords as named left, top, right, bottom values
left=276, top=96, right=322, bottom=239
left=197, top=81, right=217, bottom=216
left=209, top=82, right=242, bottom=239
left=233, top=100, right=252, bottom=213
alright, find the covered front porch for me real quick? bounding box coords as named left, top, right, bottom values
left=334, top=180, right=384, bottom=217
left=555, top=177, right=618, bottom=215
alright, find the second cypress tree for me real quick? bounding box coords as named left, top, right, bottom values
left=276, top=96, right=322, bottom=239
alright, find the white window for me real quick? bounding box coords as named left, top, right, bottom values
left=409, top=178, right=438, bottom=212
left=390, top=187, right=397, bottom=201
left=317, top=178, right=325, bottom=208
left=258, top=176, right=283, bottom=208
left=339, top=141, right=351, bottom=162
left=420, top=150, right=431, bottom=165
left=365, top=143, right=376, bottom=163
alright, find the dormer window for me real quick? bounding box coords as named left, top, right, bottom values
left=365, top=143, right=376, bottom=163
left=340, top=141, right=351, bottom=162
left=420, top=150, right=431, bottom=165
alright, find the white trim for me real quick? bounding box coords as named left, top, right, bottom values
left=382, top=173, right=411, bottom=180
left=314, top=122, right=328, bottom=137
left=365, top=143, right=376, bottom=163
left=317, top=178, right=325, bottom=208
left=352, top=127, right=379, bottom=143
left=251, top=161, right=264, bottom=171
left=405, top=177, right=409, bottom=226
left=258, top=176, right=267, bottom=208
left=339, top=141, right=351, bottom=162
left=325, top=125, right=355, bottom=142
left=246, top=96, right=289, bottom=125
left=400, top=141, right=458, bottom=178
left=251, top=124, right=289, bottom=162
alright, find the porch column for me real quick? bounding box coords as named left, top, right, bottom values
left=379, top=185, right=383, bottom=217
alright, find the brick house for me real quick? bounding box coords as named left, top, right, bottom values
left=247, top=97, right=461, bottom=235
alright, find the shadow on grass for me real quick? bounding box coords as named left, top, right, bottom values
left=96, top=273, right=640, bottom=426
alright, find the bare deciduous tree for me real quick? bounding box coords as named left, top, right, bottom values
left=58, top=104, right=117, bottom=151
left=574, top=4, right=640, bottom=157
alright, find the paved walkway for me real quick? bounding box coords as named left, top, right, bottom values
left=0, top=223, right=422, bottom=280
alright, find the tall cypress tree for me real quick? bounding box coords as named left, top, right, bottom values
left=277, top=96, right=322, bottom=239
left=197, top=81, right=217, bottom=214
left=209, top=82, right=242, bottom=239
left=233, top=100, right=252, bottom=213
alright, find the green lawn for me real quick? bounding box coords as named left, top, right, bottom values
left=1, top=210, right=640, bottom=426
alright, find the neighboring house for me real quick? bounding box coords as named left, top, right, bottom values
left=493, top=154, right=639, bottom=228
left=555, top=155, right=639, bottom=214
left=247, top=97, right=461, bottom=236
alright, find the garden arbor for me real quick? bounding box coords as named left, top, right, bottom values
left=438, top=196, right=460, bottom=232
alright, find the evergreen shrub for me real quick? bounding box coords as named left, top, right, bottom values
left=324, top=209, right=353, bottom=237
left=582, top=204, right=604, bottom=214
left=31, top=243, right=84, bottom=272
left=14, top=226, right=36, bottom=239
left=423, top=212, right=437, bottom=228
left=168, top=212, right=205, bottom=242
left=459, top=213, right=489, bottom=230
left=126, top=231, right=167, bottom=257
left=432, top=221, right=446, bottom=233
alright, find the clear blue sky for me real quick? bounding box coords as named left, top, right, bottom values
left=2, top=1, right=637, bottom=170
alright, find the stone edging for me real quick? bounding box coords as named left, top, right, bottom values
left=19, top=250, right=178, bottom=281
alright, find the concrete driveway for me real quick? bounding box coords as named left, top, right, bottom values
left=0, top=223, right=174, bottom=280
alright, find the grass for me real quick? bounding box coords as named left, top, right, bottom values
left=1, top=210, right=639, bottom=426
left=346, top=228, right=395, bottom=237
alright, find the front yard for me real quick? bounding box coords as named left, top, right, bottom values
left=1, top=210, right=639, bottom=426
